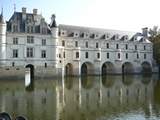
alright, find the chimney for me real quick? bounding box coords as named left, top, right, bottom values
left=33, top=9, right=37, bottom=15
left=22, top=7, right=26, bottom=14
left=142, top=27, right=148, bottom=37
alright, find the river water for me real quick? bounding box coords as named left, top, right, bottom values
left=0, top=75, right=160, bottom=120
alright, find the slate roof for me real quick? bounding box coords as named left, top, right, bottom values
left=58, top=24, right=151, bottom=43
left=7, top=12, right=51, bottom=34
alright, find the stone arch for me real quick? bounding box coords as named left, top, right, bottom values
left=25, top=64, right=34, bottom=91
left=101, top=62, right=115, bottom=75
left=122, top=62, right=134, bottom=74
left=81, top=62, right=94, bottom=76
left=25, top=64, right=34, bottom=79
left=65, top=63, right=73, bottom=76
left=141, top=61, right=152, bottom=74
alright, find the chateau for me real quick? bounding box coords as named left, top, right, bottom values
left=0, top=7, right=156, bottom=78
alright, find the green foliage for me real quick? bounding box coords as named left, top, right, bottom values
left=150, top=34, right=160, bottom=64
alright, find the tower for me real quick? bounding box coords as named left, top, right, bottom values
left=50, top=14, right=59, bottom=68
left=0, top=9, right=7, bottom=66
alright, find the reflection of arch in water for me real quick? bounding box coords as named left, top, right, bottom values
left=81, top=76, right=94, bottom=89
left=101, top=62, right=115, bottom=75
left=102, top=75, right=115, bottom=88
left=122, top=75, right=134, bottom=86
left=64, top=77, right=74, bottom=90
left=122, top=62, right=134, bottom=74
left=65, top=63, right=73, bottom=76
left=141, top=61, right=152, bottom=74
left=81, top=62, right=94, bottom=76
left=141, top=75, right=151, bottom=85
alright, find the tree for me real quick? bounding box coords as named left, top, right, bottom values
left=150, top=32, right=160, bottom=72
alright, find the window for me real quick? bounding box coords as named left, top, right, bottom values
left=27, top=26, right=30, bottom=33
left=27, top=26, right=34, bottom=33
left=106, top=43, right=109, bottom=49
left=126, top=53, right=128, bottom=59
left=13, top=49, right=18, bottom=58
left=62, top=40, right=65, bottom=46
left=107, top=52, right=109, bottom=59
left=13, top=38, right=18, bottom=44
left=135, top=45, right=137, bottom=50
left=45, top=63, right=47, bottom=68
left=42, top=39, right=46, bottom=45
left=97, top=53, right=100, bottom=58
left=96, top=42, right=99, bottom=48
left=144, top=53, right=146, bottom=59
left=144, top=45, right=146, bottom=50
left=63, top=52, right=65, bottom=58
left=118, top=53, right=120, bottom=59
left=27, top=47, right=34, bottom=58
left=85, top=52, right=88, bottom=58
left=75, top=41, right=78, bottom=47
left=59, top=54, right=61, bottom=58
left=76, top=52, right=79, bottom=58
left=86, top=41, right=88, bottom=48
left=116, top=44, right=119, bottom=49
left=13, top=25, right=18, bottom=32
left=126, top=44, right=128, bottom=50
left=42, top=28, right=47, bottom=34
left=12, top=62, right=15, bottom=67
left=41, top=50, right=46, bottom=58
left=137, top=53, right=139, bottom=59
left=27, top=36, right=34, bottom=43
left=31, top=26, right=33, bottom=33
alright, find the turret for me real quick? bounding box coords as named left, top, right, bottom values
left=50, top=14, right=58, bottom=37
left=0, top=9, right=7, bottom=65
left=50, top=14, right=59, bottom=68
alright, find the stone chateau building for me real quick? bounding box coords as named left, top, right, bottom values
left=0, top=7, right=156, bottom=78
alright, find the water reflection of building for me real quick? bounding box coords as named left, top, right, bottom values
left=0, top=76, right=157, bottom=120
left=58, top=75, right=154, bottom=120
left=0, top=80, right=58, bottom=120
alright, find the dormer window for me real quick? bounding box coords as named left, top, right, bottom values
left=74, top=32, right=79, bottom=37
left=13, top=25, right=18, bottom=32
left=42, top=28, right=47, bottom=34
left=90, top=34, right=95, bottom=38
left=106, top=34, right=110, bottom=39
left=27, top=26, right=34, bottom=33
left=115, top=34, right=119, bottom=40
left=125, top=35, right=128, bottom=40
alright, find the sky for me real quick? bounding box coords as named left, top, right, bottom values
left=0, top=0, right=160, bottom=32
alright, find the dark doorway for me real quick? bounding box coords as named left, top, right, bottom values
left=141, top=62, right=152, bottom=74
left=101, top=62, right=115, bottom=75
left=81, top=63, right=87, bottom=76
left=65, top=63, right=73, bottom=76
left=102, top=64, right=107, bottom=75
left=122, top=62, right=134, bottom=75
left=25, top=64, right=34, bottom=91
left=26, top=64, right=34, bottom=80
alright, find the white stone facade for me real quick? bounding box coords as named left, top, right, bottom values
left=0, top=7, right=155, bottom=77
left=59, top=25, right=154, bottom=76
